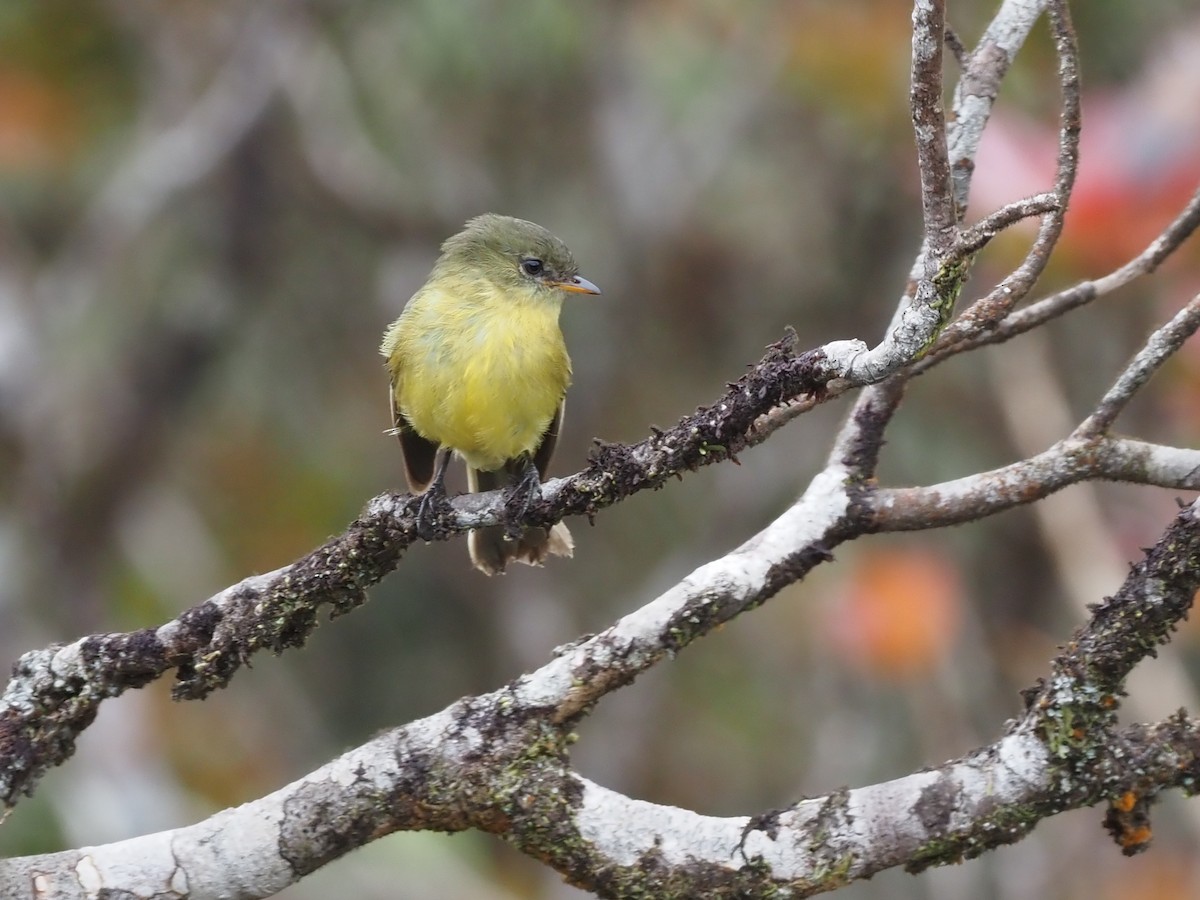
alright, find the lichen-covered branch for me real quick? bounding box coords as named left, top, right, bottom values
left=5, top=501, right=1198, bottom=899
left=871, top=436, right=1200, bottom=530
left=0, top=331, right=842, bottom=812
left=911, top=0, right=956, bottom=256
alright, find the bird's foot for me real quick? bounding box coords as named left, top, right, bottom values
left=414, top=481, right=453, bottom=542
left=502, top=460, right=543, bottom=541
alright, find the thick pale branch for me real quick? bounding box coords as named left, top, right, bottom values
left=0, top=705, right=473, bottom=898
left=515, top=466, right=854, bottom=723
left=7, top=714, right=1197, bottom=899
left=947, top=0, right=1050, bottom=211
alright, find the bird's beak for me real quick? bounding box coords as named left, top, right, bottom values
left=553, top=275, right=602, bottom=295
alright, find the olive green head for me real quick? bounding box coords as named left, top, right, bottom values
left=437, top=214, right=601, bottom=297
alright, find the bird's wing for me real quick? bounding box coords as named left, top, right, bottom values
left=389, top=375, right=439, bottom=493
left=532, top=398, right=564, bottom=479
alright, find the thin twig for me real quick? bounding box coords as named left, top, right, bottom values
left=870, top=436, right=1200, bottom=530
left=916, top=185, right=1200, bottom=371
left=940, top=0, right=1081, bottom=341
left=956, top=192, right=1060, bottom=256
left=944, top=24, right=968, bottom=69
left=1077, top=292, right=1200, bottom=436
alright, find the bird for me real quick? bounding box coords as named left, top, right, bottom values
left=380, top=214, right=600, bottom=575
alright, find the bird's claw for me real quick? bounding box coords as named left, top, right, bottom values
left=502, top=461, right=542, bottom=541
left=415, top=483, right=452, bottom=542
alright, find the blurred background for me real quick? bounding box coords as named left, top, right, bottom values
left=1, top=0, right=1200, bottom=897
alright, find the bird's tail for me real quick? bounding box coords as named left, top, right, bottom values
left=467, top=466, right=574, bottom=576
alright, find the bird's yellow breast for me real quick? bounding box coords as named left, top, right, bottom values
left=385, top=278, right=570, bottom=472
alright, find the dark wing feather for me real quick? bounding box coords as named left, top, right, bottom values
left=390, top=381, right=439, bottom=492
left=532, top=399, right=564, bottom=479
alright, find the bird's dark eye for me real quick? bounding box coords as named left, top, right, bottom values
left=521, top=258, right=544, bottom=277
